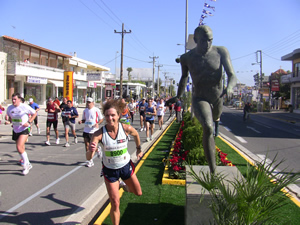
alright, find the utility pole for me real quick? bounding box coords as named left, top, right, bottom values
left=163, top=72, right=169, bottom=97
left=115, top=23, right=131, bottom=98
left=255, top=50, right=263, bottom=112
left=149, top=56, right=159, bottom=98
left=155, top=64, right=163, bottom=97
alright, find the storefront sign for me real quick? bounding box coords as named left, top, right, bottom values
left=105, top=79, right=116, bottom=83
left=27, top=76, right=47, bottom=84
left=88, top=81, right=97, bottom=88
left=271, top=80, right=280, bottom=92
left=87, top=73, right=101, bottom=81
left=75, top=80, right=88, bottom=87
left=63, top=71, right=73, bottom=101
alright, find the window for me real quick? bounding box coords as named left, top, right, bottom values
left=294, top=62, right=300, bottom=77
left=81, top=69, right=85, bottom=75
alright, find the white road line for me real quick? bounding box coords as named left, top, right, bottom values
left=235, top=135, right=247, bottom=143
left=224, top=126, right=231, bottom=132
left=254, top=122, right=271, bottom=129
left=0, top=159, right=93, bottom=220
left=246, top=126, right=261, bottom=133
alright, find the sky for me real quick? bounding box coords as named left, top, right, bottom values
left=1, top=0, right=300, bottom=86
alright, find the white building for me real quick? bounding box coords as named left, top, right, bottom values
left=0, top=36, right=110, bottom=106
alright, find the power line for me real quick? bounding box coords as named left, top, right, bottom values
left=98, top=0, right=123, bottom=24
left=232, top=52, right=255, bottom=61
left=93, top=0, right=121, bottom=27
left=79, top=0, right=115, bottom=30
left=263, top=29, right=300, bottom=52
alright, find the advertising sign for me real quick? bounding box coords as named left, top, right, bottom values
left=271, top=79, right=280, bottom=92
left=87, top=73, right=101, bottom=81
left=63, top=71, right=73, bottom=101
left=27, top=76, right=47, bottom=84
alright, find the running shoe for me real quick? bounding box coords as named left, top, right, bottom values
left=146, top=137, right=150, bottom=142
left=150, top=135, right=153, bottom=141
left=74, top=137, right=78, bottom=144
left=119, top=180, right=129, bottom=192
left=19, top=159, right=24, bottom=166
left=22, top=163, right=32, bottom=175
left=86, top=160, right=94, bottom=168
left=64, top=142, right=70, bottom=147
left=143, top=127, right=146, bottom=131
left=29, top=132, right=32, bottom=136
left=56, top=138, right=60, bottom=144
left=45, top=141, right=51, bottom=146
left=140, top=127, right=143, bottom=132
left=37, top=128, right=41, bottom=134
left=97, top=150, right=102, bottom=158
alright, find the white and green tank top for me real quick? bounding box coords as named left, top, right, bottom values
left=101, top=123, right=130, bottom=169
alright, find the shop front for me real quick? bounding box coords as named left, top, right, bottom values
left=105, top=82, right=115, bottom=100
left=24, top=76, right=47, bottom=104
left=74, top=80, right=88, bottom=104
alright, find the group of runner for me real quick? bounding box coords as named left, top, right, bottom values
left=3, top=94, right=176, bottom=175
left=4, top=94, right=177, bottom=225
left=119, top=96, right=180, bottom=142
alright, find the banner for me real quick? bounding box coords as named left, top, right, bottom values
left=63, top=71, right=73, bottom=101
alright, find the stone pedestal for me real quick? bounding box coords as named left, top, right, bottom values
left=185, top=166, right=243, bottom=225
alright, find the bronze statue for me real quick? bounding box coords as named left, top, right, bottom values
left=167, top=25, right=237, bottom=173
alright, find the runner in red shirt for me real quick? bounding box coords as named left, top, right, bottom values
left=45, top=97, right=61, bottom=145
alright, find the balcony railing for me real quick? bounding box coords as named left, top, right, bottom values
left=7, top=61, right=64, bottom=79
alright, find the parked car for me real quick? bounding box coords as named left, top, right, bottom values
left=233, top=101, right=241, bottom=107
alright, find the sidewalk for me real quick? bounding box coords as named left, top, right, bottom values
left=226, top=105, right=300, bottom=127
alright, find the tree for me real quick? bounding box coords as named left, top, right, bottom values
left=154, top=78, right=163, bottom=96
left=127, top=67, right=133, bottom=82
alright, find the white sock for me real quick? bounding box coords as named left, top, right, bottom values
left=21, top=152, right=30, bottom=165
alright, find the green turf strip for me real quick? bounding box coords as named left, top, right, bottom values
left=103, top=125, right=299, bottom=224
left=103, top=122, right=185, bottom=225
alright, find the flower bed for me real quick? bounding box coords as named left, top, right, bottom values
left=162, top=116, right=235, bottom=185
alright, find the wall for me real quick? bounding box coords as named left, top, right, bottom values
left=0, top=52, right=7, bottom=103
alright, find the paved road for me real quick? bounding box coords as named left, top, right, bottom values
left=0, top=106, right=175, bottom=224
left=219, top=106, right=300, bottom=199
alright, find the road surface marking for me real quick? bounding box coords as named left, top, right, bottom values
left=0, top=159, right=93, bottom=220
left=224, top=126, right=231, bottom=132
left=246, top=126, right=261, bottom=133
left=235, top=136, right=247, bottom=143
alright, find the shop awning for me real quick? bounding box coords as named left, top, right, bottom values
left=48, top=80, right=64, bottom=87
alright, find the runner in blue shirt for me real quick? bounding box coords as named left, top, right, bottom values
left=61, top=100, right=79, bottom=147
left=145, top=98, right=156, bottom=142
left=138, top=98, right=148, bottom=131
left=29, top=98, right=40, bottom=135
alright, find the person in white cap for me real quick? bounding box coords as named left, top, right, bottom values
left=78, top=97, right=104, bottom=167
left=28, top=98, right=40, bottom=135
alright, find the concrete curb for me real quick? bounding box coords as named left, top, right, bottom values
left=63, top=115, right=176, bottom=224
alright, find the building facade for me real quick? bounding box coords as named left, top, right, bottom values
left=281, top=48, right=300, bottom=113
left=0, top=36, right=110, bottom=106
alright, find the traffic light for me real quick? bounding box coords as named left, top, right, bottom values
left=253, top=73, right=259, bottom=86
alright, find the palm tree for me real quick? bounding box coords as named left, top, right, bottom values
left=127, top=67, right=133, bottom=82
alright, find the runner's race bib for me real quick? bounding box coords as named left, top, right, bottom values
left=47, top=113, right=55, bottom=120
left=85, top=119, right=95, bottom=128
left=62, top=111, right=71, bottom=117
left=12, top=117, right=23, bottom=126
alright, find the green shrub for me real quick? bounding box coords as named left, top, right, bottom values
left=187, top=147, right=206, bottom=165
left=182, top=124, right=203, bottom=151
